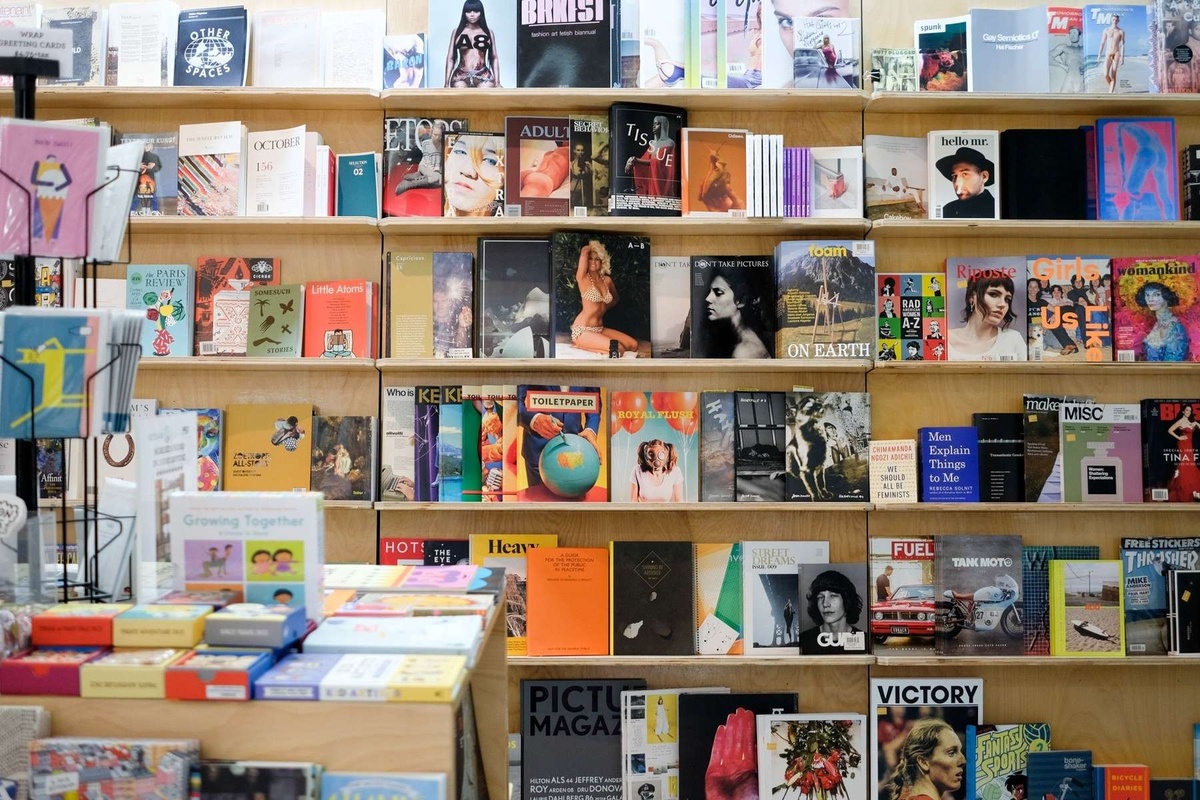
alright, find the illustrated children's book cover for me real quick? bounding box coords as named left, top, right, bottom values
left=222, top=404, right=314, bottom=493
left=246, top=284, right=305, bottom=358
left=965, top=724, right=1053, bottom=800
left=126, top=264, right=194, bottom=358
left=551, top=232, right=651, bottom=359
left=323, top=772, right=447, bottom=800
left=194, top=255, right=281, bottom=356
left=876, top=272, right=947, bottom=362
left=609, top=391, right=699, bottom=503
left=776, top=240, right=876, bottom=361
left=515, top=385, right=608, bottom=502
left=1050, top=559, right=1125, bottom=657
left=1111, top=256, right=1200, bottom=362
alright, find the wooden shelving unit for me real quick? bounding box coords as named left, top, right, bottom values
left=138, top=357, right=378, bottom=373
left=378, top=216, right=869, bottom=236
left=870, top=219, right=1200, bottom=240
left=376, top=501, right=871, bottom=512
left=375, top=357, right=872, bottom=374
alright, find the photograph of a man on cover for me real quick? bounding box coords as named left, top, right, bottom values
left=935, top=146, right=996, bottom=219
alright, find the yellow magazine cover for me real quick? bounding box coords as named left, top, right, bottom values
left=514, top=386, right=608, bottom=502
left=469, top=533, right=558, bottom=656
left=1050, top=560, right=1125, bottom=657
left=223, top=404, right=314, bottom=492
left=386, top=654, right=469, bottom=703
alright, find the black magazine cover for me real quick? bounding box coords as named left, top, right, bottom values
left=609, top=102, right=687, bottom=217
left=551, top=232, right=650, bottom=358
left=383, top=117, right=469, bottom=218
left=934, top=534, right=1025, bottom=656
left=610, top=541, right=695, bottom=656
left=1141, top=399, right=1200, bottom=503
left=690, top=256, right=776, bottom=359
left=174, top=6, right=249, bottom=87
left=476, top=237, right=553, bottom=358
left=734, top=391, right=785, bottom=502
left=517, top=0, right=616, bottom=87
left=677, top=693, right=799, bottom=800
left=784, top=391, right=871, bottom=502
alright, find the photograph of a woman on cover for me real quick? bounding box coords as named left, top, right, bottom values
left=948, top=273, right=1027, bottom=361
left=565, top=240, right=638, bottom=356
left=443, top=132, right=505, bottom=217
left=1167, top=404, right=1200, bottom=501
left=799, top=567, right=865, bottom=654
left=694, top=262, right=774, bottom=358
left=880, top=718, right=967, bottom=800
left=630, top=439, right=684, bottom=503
left=442, top=0, right=502, bottom=88
left=624, top=115, right=677, bottom=198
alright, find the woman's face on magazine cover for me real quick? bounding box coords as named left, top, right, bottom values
left=976, top=285, right=1012, bottom=328
left=445, top=136, right=502, bottom=212
left=770, top=0, right=850, bottom=53
left=921, top=729, right=966, bottom=794
left=705, top=276, right=738, bottom=322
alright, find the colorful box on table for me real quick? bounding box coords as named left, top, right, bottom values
left=302, top=615, right=482, bottom=659
left=316, top=653, right=469, bottom=703
left=31, top=603, right=134, bottom=647
left=79, top=648, right=187, bottom=698
left=164, top=649, right=275, bottom=701
left=254, top=652, right=343, bottom=701
left=323, top=588, right=358, bottom=616
left=323, top=563, right=412, bottom=591
left=0, top=647, right=106, bottom=695
left=204, top=603, right=308, bottom=648
left=29, top=738, right=200, bottom=800
left=113, top=604, right=212, bottom=648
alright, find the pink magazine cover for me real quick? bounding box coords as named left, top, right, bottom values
left=0, top=119, right=106, bottom=258
left=1112, top=255, right=1200, bottom=362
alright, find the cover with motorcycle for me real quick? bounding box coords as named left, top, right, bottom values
left=934, top=534, right=1025, bottom=656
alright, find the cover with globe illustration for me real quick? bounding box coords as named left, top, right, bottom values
left=173, top=6, right=249, bottom=87
left=515, top=385, right=608, bottom=502
left=610, top=391, right=699, bottom=503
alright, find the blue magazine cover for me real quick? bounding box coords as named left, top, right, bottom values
left=1028, top=750, right=1093, bottom=800
left=918, top=426, right=980, bottom=502
left=173, top=5, right=250, bottom=87
left=322, top=772, right=447, bottom=800
left=1121, top=536, right=1200, bottom=656
left=1082, top=4, right=1149, bottom=93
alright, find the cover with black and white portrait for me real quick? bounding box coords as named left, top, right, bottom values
left=785, top=391, right=871, bottom=502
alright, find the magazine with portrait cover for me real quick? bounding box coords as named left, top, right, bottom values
left=476, top=237, right=552, bottom=358
left=621, top=687, right=730, bottom=800
left=725, top=0, right=762, bottom=89
left=382, top=116, right=469, bottom=218
left=1111, top=255, right=1200, bottom=362
left=945, top=256, right=1026, bottom=362
left=427, top=0, right=517, bottom=88
left=569, top=114, right=611, bottom=216
left=516, top=0, right=615, bottom=87
left=1141, top=398, right=1200, bottom=504
left=505, top=116, right=570, bottom=217
left=796, top=563, right=868, bottom=654
left=869, top=538, right=936, bottom=654
left=651, top=256, right=691, bottom=358
left=933, top=534, right=1025, bottom=656
left=678, top=693, right=799, bottom=800
left=734, top=391, right=786, bottom=502
left=121, top=131, right=179, bottom=216
left=741, top=540, right=829, bottom=656
left=551, top=232, right=651, bottom=359
left=681, top=128, right=748, bottom=217
left=877, top=272, right=947, bottom=363
left=756, top=715, right=867, bottom=800
left=1083, top=4, right=1150, bottom=93
left=864, top=135, right=927, bottom=220
left=784, top=392, right=870, bottom=503
left=1025, top=255, right=1112, bottom=362
left=610, top=391, right=699, bottom=503
left=443, top=131, right=506, bottom=218
left=1150, top=0, right=1200, bottom=93
left=1048, top=7, right=1086, bottom=92
left=691, top=255, right=775, bottom=359
left=926, top=130, right=1000, bottom=220
left=776, top=240, right=875, bottom=361
left=609, top=102, right=687, bottom=216
left=869, top=679, right=983, bottom=800
left=791, top=17, right=860, bottom=89
left=915, top=16, right=971, bottom=90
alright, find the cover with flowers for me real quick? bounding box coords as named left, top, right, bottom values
left=755, top=715, right=867, bottom=800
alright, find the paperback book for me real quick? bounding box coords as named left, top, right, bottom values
left=681, top=128, right=748, bottom=217
left=700, top=391, right=735, bottom=502
left=1111, top=256, right=1200, bottom=362
left=222, top=404, right=313, bottom=493
left=695, top=542, right=742, bottom=654
left=784, top=391, right=870, bottom=502
left=468, top=532, right=558, bottom=655
left=621, top=687, right=730, bottom=800
left=610, top=541, right=694, bottom=656
left=44, top=7, right=105, bottom=87
left=477, top=237, right=552, bottom=358
left=310, top=416, right=377, bottom=502
left=126, top=265, right=193, bottom=358
left=877, top=272, right=947, bottom=362
left=551, top=232, right=651, bottom=358
left=776, top=240, right=875, bottom=360
left=968, top=6, right=1050, bottom=93
left=245, top=284, right=304, bottom=358
left=742, top=540, right=829, bottom=656
left=526, top=547, right=608, bottom=656
left=194, top=256, right=280, bottom=356
left=245, top=125, right=306, bottom=217
left=380, top=386, right=415, bottom=502
left=1050, top=559, right=1125, bottom=657
left=869, top=440, right=919, bottom=504
left=304, top=280, right=376, bottom=359
left=609, top=391, right=699, bottom=503
left=797, top=563, right=868, bottom=655
left=383, top=116, right=469, bottom=218
left=918, top=427, right=980, bottom=503
left=158, top=407, right=222, bottom=491
left=691, top=256, right=776, bottom=359
left=177, top=121, right=247, bottom=217
left=965, top=724, right=1053, bottom=800
left=1096, top=117, right=1178, bottom=220
left=650, top=256, right=690, bottom=357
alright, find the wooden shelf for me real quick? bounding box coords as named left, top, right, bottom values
left=873, top=502, right=1197, bottom=513
left=376, top=357, right=872, bottom=373
left=138, top=357, right=377, bottom=372
left=324, top=500, right=375, bottom=510
left=380, top=88, right=867, bottom=113
left=376, top=501, right=870, bottom=512
left=129, top=216, right=379, bottom=235
left=31, top=86, right=381, bottom=111
left=866, top=90, right=1200, bottom=117
left=871, top=360, right=1199, bottom=375
left=873, top=655, right=1192, bottom=666
left=869, top=219, right=1200, bottom=239
left=509, top=655, right=873, bottom=667
left=379, top=216, right=869, bottom=236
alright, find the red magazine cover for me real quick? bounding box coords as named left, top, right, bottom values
left=194, top=256, right=280, bottom=356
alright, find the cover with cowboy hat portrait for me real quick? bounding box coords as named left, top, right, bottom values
left=928, top=130, right=1001, bottom=220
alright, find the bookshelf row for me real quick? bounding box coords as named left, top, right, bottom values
left=506, top=654, right=1195, bottom=667
left=370, top=501, right=1198, bottom=513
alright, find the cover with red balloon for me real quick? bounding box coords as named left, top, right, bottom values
left=515, top=385, right=608, bottom=502
left=610, top=391, right=699, bottom=503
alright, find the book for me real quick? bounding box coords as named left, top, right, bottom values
left=245, top=284, right=304, bottom=358
left=43, top=6, right=106, bottom=87
left=968, top=6, right=1051, bottom=93
left=1049, top=7, right=1086, bottom=92
left=1059, top=401, right=1142, bottom=503
left=636, top=0, right=688, bottom=88
left=678, top=693, right=799, bottom=800
left=174, top=5, right=248, bottom=87
left=915, top=15, right=970, bottom=91
left=973, top=413, right=1025, bottom=502
left=777, top=240, right=875, bottom=360
left=413, top=385, right=440, bottom=502
left=691, top=255, right=775, bottom=358
left=222, top=404, right=314, bottom=493
left=250, top=8, right=321, bottom=87
left=1029, top=751, right=1095, bottom=800
left=305, top=616, right=480, bottom=657
left=521, top=678, right=646, bottom=800
left=177, top=121, right=247, bottom=217
left=551, top=232, right=651, bottom=358
left=809, top=146, right=863, bottom=218
left=620, top=686, right=731, bottom=800
left=784, top=391, right=870, bottom=502
left=1096, top=117, right=1179, bottom=220
left=504, top=116, right=569, bottom=217
left=1025, top=394, right=1090, bottom=503
left=311, top=416, right=377, bottom=502
left=609, top=540, right=694, bottom=656
left=568, top=114, right=610, bottom=216
left=864, top=135, right=928, bottom=221
left=934, top=534, right=1025, bottom=656
left=336, top=152, right=382, bottom=218
left=380, top=386, right=416, bottom=502
left=791, top=16, right=860, bottom=89
left=741, top=540, right=829, bottom=656
left=1141, top=399, right=1200, bottom=503
left=1000, top=129, right=1089, bottom=220
left=477, top=237, right=552, bottom=358
left=1050, top=559, right=1125, bottom=656
left=29, top=738, right=199, bottom=800
left=107, top=1, right=180, bottom=86
left=608, top=102, right=687, bottom=216
left=134, top=411, right=198, bottom=602
left=734, top=391, right=785, bottom=502
left=1026, top=255, right=1112, bottom=362
left=1121, top=536, right=1200, bottom=655
left=694, top=543, right=742, bottom=655
left=194, top=760, right=321, bottom=797
left=80, top=648, right=187, bottom=698
left=304, top=280, right=375, bottom=359
left=126, top=264, right=193, bottom=358
left=796, top=562, right=868, bottom=654
left=320, top=9, right=386, bottom=89
left=245, top=125, right=306, bottom=217
left=870, top=679, right=983, bottom=800
left=757, top=715, right=867, bottom=800
left=1096, top=766, right=1151, bottom=800
left=681, top=128, right=748, bottom=217
left=424, top=540, right=471, bottom=566
left=610, top=391, right=699, bottom=503
left=927, top=130, right=999, bottom=220
left=1111, top=256, right=1200, bottom=362
left=1024, top=545, right=1102, bottom=656
left=443, top=131, right=506, bottom=217
left=965, top=724, right=1053, bottom=800
left=526, top=547, right=608, bottom=656
left=869, top=440, right=919, bottom=504
left=1084, top=4, right=1149, bottom=92
left=725, top=0, right=762, bottom=89
left=946, top=256, right=1027, bottom=361
left=383, top=34, right=426, bottom=89
left=1149, top=780, right=1197, bottom=800
left=516, top=0, right=614, bottom=87
left=700, top=391, right=735, bottom=502
left=383, top=117, right=469, bottom=218
left=918, top=427, right=980, bottom=503
left=1171, top=570, right=1200, bottom=655
left=650, top=256, right=690, bottom=357
left=322, top=773, right=447, bottom=800
left=194, top=255, right=280, bottom=356
left=871, top=47, right=920, bottom=91
left=112, top=603, right=210, bottom=648
left=469, top=533, right=558, bottom=656
left=869, top=537, right=936, bottom=654
left=515, top=385, right=607, bottom=501
left=877, top=271, right=947, bottom=362
left=253, top=653, right=340, bottom=700
left=426, top=0, right=517, bottom=88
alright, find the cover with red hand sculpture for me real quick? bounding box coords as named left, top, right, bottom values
left=678, top=695, right=799, bottom=800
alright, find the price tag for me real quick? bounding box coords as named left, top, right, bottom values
left=0, top=28, right=73, bottom=78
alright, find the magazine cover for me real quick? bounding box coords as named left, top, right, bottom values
left=695, top=542, right=742, bottom=654
left=791, top=17, right=860, bottom=89
left=1059, top=402, right=1143, bottom=503
left=1048, top=7, right=1086, bottom=92
left=443, top=131, right=506, bottom=217
left=1096, top=117, right=1178, bottom=221
left=968, top=7, right=1050, bottom=93
left=809, top=146, right=863, bottom=218
left=609, top=391, right=699, bottom=503
left=1112, top=256, right=1200, bottom=362
left=700, top=391, right=735, bottom=502
left=784, top=392, right=870, bottom=502
left=864, top=135, right=927, bottom=220
left=517, top=0, right=614, bottom=87
left=637, top=0, right=688, bottom=88
left=797, top=563, right=868, bottom=654
left=651, top=256, right=691, bottom=357
left=869, top=679, right=983, bottom=800
left=877, top=272, right=947, bottom=362
left=934, top=535, right=1025, bottom=656
left=610, top=540, right=695, bottom=656
left=194, top=256, right=280, bottom=356
left=869, top=537, right=936, bottom=654
left=678, top=693, right=799, bottom=800
left=681, top=128, right=748, bottom=217
left=121, top=132, right=179, bottom=216
left=1142, top=399, right=1200, bottom=503
left=691, top=255, right=776, bottom=358
left=1121, top=536, right=1200, bottom=655
left=946, top=256, right=1027, bottom=362
left=569, top=114, right=610, bottom=216
left=551, top=232, right=651, bottom=358
left=311, top=416, right=376, bottom=502
left=433, top=252, right=475, bottom=358
left=426, top=0, right=517, bottom=88
left=382, top=116, right=469, bottom=218
left=1083, top=4, right=1150, bottom=93
left=927, top=130, right=1000, bottom=220
left=734, top=391, right=786, bottom=502
left=915, top=16, right=970, bottom=90
left=608, top=102, right=687, bottom=216
left=696, top=0, right=726, bottom=89
left=505, top=116, right=570, bottom=217
left=872, top=48, right=920, bottom=91
left=383, top=34, right=426, bottom=89
left=741, top=540, right=829, bottom=656
left=476, top=237, right=552, bottom=358
left=776, top=240, right=875, bottom=360
left=726, top=0, right=763, bottom=88
left=1049, top=559, right=1125, bottom=656
left=621, top=688, right=731, bottom=800
left=515, top=385, right=607, bottom=501
left=965, top=724, right=1053, bottom=800
left=1023, top=544, right=1102, bottom=655
left=756, top=715, right=866, bottom=800
left=1152, top=0, right=1200, bottom=93
left=1026, top=255, right=1113, bottom=362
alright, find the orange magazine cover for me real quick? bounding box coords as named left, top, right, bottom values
left=682, top=128, right=748, bottom=217
left=303, top=280, right=376, bottom=359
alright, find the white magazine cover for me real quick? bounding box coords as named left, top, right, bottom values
left=757, top=714, right=867, bottom=800
left=810, top=146, right=863, bottom=219
left=741, top=540, right=829, bottom=656
left=621, top=687, right=730, bottom=800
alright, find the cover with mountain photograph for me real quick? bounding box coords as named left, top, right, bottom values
left=776, top=241, right=875, bottom=361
